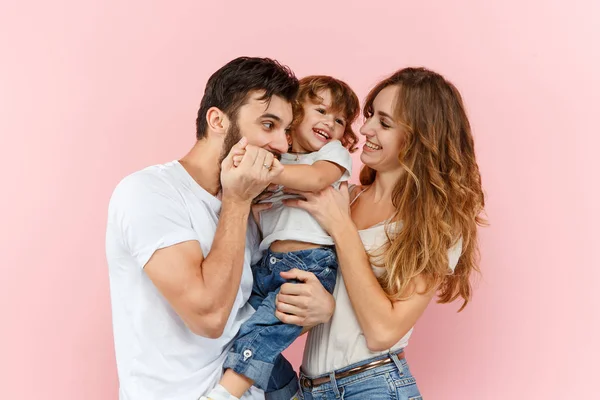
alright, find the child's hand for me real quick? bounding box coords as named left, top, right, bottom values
left=232, top=151, right=245, bottom=168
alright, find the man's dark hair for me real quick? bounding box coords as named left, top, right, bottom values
left=196, top=57, right=299, bottom=140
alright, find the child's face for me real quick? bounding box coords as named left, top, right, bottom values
left=291, top=89, right=347, bottom=153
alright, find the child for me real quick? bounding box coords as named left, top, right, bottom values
left=201, top=76, right=360, bottom=400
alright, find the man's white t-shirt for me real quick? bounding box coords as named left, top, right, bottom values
left=106, top=161, right=264, bottom=400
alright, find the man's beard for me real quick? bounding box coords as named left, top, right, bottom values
left=217, top=119, right=282, bottom=198
left=219, top=118, right=242, bottom=166
left=219, top=119, right=283, bottom=164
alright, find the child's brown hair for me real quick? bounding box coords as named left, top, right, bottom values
left=292, top=75, right=360, bottom=152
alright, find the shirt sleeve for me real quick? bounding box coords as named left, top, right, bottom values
left=312, top=140, right=353, bottom=181
left=447, top=238, right=464, bottom=273
left=108, top=171, right=199, bottom=269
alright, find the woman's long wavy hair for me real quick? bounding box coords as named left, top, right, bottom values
left=361, top=67, right=486, bottom=311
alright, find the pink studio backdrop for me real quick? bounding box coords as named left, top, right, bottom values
left=1, top=1, right=598, bottom=399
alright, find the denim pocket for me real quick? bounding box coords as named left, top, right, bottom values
left=393, top=376, right=417, bottom=387
left=393, top=376, right=421, bottom=400
left=281, top=248, right=336, bottom=274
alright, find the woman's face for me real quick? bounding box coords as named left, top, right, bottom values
left=359, top=85, right=405, bottom=173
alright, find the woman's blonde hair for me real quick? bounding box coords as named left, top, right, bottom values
left=361, top=67, right=486, bottom=311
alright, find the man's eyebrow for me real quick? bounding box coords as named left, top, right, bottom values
left=258, top=113, right=283, bottom=122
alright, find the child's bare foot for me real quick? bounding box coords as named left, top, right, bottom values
left=199, top=383, right=241, bottom=400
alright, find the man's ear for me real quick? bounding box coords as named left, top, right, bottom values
left=206, top=107, right=229, bottom=137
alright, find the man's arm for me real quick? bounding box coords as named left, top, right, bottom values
left=137, top=141, right=283, bottom=338
left=144, top=198, right=251, bottom=338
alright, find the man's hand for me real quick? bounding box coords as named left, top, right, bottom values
left=221, top=137, right=284, bottom=204
left=275, top=268, right=336, bottom=328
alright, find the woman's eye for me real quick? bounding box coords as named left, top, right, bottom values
left=263, top=122, right=273, bottom=129
left=380, top=119, right=391, bottom=129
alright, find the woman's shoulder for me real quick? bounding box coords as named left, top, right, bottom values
left=349, top=184, right=367, bottom=204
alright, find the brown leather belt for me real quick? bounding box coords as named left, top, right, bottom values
left=300, top=351, right=405, bottom=389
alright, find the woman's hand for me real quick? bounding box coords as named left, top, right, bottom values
left=275, top=269, right=335, bottom=327
left=283, top=182, right=353, bottom=236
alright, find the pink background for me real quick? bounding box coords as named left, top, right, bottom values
left=1, top=1, right=598, bottom=399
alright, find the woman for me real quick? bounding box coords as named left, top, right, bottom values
left=273, top=67, right=486, bottom=399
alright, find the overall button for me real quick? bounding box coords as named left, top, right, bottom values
left=243, top=349, right=253, bottom=361
left=269, top=256, right=277, bottom=264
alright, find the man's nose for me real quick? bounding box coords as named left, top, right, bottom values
left=269, top=128, right=290, bottom=155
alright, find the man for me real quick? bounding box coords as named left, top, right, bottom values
left=106, top=57, right=297, bottom=400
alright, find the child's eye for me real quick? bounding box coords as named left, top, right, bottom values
left=263, top=122, right=273, bottom=129
left=336, top=119, right=345, bottom=126
left=316, top=108, right=326, bottom=114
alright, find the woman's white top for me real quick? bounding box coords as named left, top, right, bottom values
left=302, top=187, right=462, bottom=376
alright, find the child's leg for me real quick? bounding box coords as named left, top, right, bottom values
left=211, top=247, right=337, bottom=399
left=264, top=248, right=337, bottom=400
left=219, top=370, right=254, bottom=398
left=222, top=289, right=303, bottom=391
left=202, top=257, right=271, bottom=399
left=263, top=355, right=299, bottom=400
left=214, top=354, right=296, bottom=398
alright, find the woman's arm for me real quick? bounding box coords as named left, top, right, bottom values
left=329, top=220, right=435, bottom=351
left=284, top=184, right=436, bottom=351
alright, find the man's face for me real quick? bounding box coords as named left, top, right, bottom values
left=220, top=91, right=293, bottom=162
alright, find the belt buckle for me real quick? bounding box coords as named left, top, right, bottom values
left=300, top=376, right=313, bottom=388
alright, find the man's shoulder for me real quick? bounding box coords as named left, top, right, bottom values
left=109, top=162, right=184, bottom=213
left=113, top=162, right=179, bottom=196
